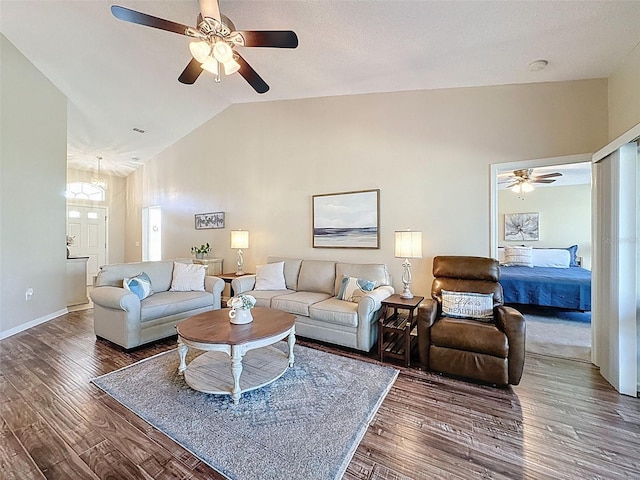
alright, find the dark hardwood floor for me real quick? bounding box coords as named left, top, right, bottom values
left=1, top=309, right=639, bottom=479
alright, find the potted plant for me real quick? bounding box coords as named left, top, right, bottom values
left=191, top=242, right=211, bottom=259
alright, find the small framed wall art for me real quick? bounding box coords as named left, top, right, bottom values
left=504, top=212, right=539, bottom=241
left=312, top=189, right=380, bottom=249
left=195, top=212, right=225, bottom=230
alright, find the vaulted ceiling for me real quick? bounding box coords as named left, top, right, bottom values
left=2, top=1, right=639, bottom=177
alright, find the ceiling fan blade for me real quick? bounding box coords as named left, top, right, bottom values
left=504, top=183, right=518, bottom=189
left=199, top=0, right=221, bottom=21
left=111, top=5, right=191, bottom=36
left=534, top=172, right=563, bottom=179
left=236, top=53, right=269, bottom=94
left=178, top=58, right=203, bottom=85
left=533, top=179, right=557, bottom=184
left=237, top=31, right=298, bottom=48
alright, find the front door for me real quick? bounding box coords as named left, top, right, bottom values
left=67, top=204, right=107, bottom=285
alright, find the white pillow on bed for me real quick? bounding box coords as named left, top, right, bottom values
left=531, top=248, right=571, bottom=268
left=503, top=246, right=533, bottom=267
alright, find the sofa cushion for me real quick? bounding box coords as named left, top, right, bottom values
left=254, top=261, right=287, bottom=290
left=140, top=291, right=213, bottom=322
left=309, top=298, right=359, bottom=327
left=96, top=260, right=176, bottom=292
left=334, top=263, right=390, bottom=296
left=249, top=289, right=295, bottom=308
left=271, top=291, right=331, bottom=316
left=267, top=257, right=303, bottom=291
left=170, top=262, right=206, bottom=292
left=431, top=317, right=508, bottom=358
left=297, top=260, right=336, bottom=295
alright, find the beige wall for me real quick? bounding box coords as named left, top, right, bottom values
left=498, top=184, right=592, bottom=268
left=66, top=169, right=127, bottom=264
left=126, top=79, right=607, bottom=296
left=608, top=42, right=640, bottom=140
left=1, top=34, right=67, bottom=337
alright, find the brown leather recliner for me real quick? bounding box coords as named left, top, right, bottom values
left=417, top=256, right=526, bottom=386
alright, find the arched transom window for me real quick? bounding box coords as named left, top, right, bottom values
left=65, top=182, right=105, bottom=201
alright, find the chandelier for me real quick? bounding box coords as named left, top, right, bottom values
left=91, top=156, right=107, bottom=190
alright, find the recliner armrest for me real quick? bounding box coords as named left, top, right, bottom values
left=495, top=305, right=526, bottom=385
left=417, top=298, right=438, bottom=368
left=90, top=286, right=139, bottom=312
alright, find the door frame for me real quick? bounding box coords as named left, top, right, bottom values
left=66, top=202, right=109, bottom=281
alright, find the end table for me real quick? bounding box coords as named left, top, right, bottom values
left=378, top=294, right=424, bottom=367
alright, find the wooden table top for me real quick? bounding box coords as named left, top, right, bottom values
left=176, top=307, right=295, bottom=345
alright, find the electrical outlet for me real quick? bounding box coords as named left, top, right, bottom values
left=25, top=287, right=34, bottom=301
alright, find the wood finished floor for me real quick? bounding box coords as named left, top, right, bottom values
left=1, top=309, right=639, bottom=480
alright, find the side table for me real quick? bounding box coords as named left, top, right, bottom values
left=218, top=272, right=255, bottom=298
left=193, top=258, right=223, bottom=276
left=378, top=294, right=424, bottom=367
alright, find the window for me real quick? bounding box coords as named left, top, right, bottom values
left=65, top=182, right=105, bottom=201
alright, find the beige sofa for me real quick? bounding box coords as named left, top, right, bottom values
left=90, top=259, right=224, bottom=349
left=231, top=257, right=394, bottom=351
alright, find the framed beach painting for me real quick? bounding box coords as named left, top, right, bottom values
left=504, top=212, right=539, bottom=241
left=312, top=189, right=380, bottom=248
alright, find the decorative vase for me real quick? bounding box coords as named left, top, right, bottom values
left=195, top=253, right=204, bottom=260
left=228, top=307, right=253, bottom=325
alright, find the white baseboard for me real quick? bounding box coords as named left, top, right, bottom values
left=0, top=308, right=68, bottom=340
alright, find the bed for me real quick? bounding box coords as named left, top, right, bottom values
left=497, top=246, right=591, bottom=311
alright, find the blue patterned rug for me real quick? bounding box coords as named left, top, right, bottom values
left=92, top=344, right=398, bottom=480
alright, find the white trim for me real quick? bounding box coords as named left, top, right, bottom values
left=592, top=123, right=640, bottom=163
left=489, top=153, right=593, bottom=257
left=0, top=308, right=68, bottom=340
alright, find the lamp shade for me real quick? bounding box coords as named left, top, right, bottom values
left=395, top=231, right=422, bottom=259
left=231, top=230, right=249, bottom=249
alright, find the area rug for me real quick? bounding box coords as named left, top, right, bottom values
left=91, top=344, right=398, bottom=480
left=519, top=306, right=591, bottom=362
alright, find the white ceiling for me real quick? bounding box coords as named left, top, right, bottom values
left=2, top=1, right=640, bottom=177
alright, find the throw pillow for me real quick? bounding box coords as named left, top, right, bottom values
left=169, top=262, right=206, bottom=292
left=503, top=245, right=533, bottom=267
left=337, top=275, right=376, bottom=303
left=254, top=261, right=287, bottom=291
left=123, top=272, right=153, bottom=300
left=566, top=244, right=579, bottom=267
left=441, top=290, right=494, bottom=322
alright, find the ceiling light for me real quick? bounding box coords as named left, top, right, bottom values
left=212, top=42, right=240, bottom=75
left=522, top=182, right=534, bottom=193
left=189, top=41, right=211, bottom=63
left=91, top=156, right=107, bottom=190
left=529, top=59, right=548, bottom=72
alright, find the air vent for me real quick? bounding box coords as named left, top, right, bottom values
left=132, top=128, right=145, bottom=134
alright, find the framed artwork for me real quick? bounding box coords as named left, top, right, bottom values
left=195, top=212, right=225, bottom=230
left=312, top=189, right=380, bottom=249
left=505, top=212, right=539, bottom=241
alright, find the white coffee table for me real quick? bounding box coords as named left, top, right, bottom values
left=176, top=307, right=296, bottom=404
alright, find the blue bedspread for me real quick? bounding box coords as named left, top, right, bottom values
left=499, top=266, right=591, bottom=311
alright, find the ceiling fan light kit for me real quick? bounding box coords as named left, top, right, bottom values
left=503, top=168, right=562, bottom=194
left=110, top=0, right=298, bottom=94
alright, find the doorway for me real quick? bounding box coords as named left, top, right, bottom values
left=491, top=154, right=593, bottom=362
left=66, top=204, right=107, bottom=285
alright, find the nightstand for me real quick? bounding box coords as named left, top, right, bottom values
left=378, top=294, right=424, bottom=367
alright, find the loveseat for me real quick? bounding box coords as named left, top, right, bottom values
left=90, top=259, right=225, bottom=349
left=231, top=257, right=394, bottom=351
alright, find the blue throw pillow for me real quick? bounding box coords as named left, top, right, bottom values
left=123, top=272, right=153, bottom=300
left=337, top=275, right=375, bottom=303
left=566, top=245, right=579, bottom=267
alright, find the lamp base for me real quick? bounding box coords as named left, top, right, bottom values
left=235, top=270, right=245, bottom=276
left=400, top=286, right=414, bottom=299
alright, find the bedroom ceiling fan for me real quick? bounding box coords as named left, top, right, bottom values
left=502, top=168, right=562, bottom=193
left=111, top=0, right=298, bottom=94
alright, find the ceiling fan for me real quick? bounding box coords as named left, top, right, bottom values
left=502, top=168, right=563, bottom=193
left=111, top=0, right=298, bottom=94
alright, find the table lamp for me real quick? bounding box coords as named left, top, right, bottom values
left=230, top=229, right=249, bottom=275
left=394, top=230, right=423, bottom=299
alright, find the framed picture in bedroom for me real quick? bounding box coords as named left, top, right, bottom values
left=504, top=212, right=539, bottom=241
left=312, top=189, right=380, bottom=249
left=195, top=212, right=225, bottom=230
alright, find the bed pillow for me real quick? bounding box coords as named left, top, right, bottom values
left=441, top=290, right=494, bottom=322
left=566, top=244, right=579, bottom=267
left=531, top=248, right=571, bottom=268
left=503, top=245, right=533, bottom=267
left=497, top=247, right=505, bottom=264
left=254, top=261, right=287, bottom=291
left=337, top=275, right=376, bottom=303
left=169, top=262, right=206, bottom=292
left=123, top=272, right=153, bottom=300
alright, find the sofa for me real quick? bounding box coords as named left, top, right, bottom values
left=90, top=259, right=225, bottom=349
left=417, top=256, right=526, bottom=385
left=231, top=256, right=394, bottom=351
